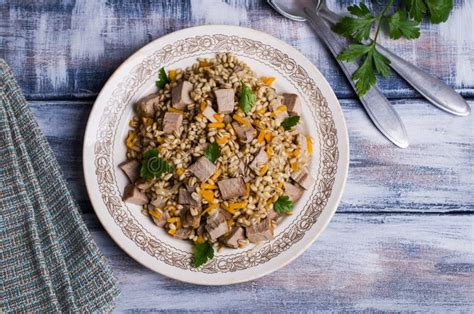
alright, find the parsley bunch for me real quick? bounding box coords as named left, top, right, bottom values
left=140, top=148, right=174, bottom=180
left=334, top=0, right=453, bottom=96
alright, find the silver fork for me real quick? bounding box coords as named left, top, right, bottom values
left=315, top=0, right=470, bottom=116
left=269, top=0, right=409, bottom=148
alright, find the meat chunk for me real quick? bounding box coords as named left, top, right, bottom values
left=282, top=93, right=302, bottom=116
left=122, top=184, right=148, bottom=205
left=267, top=208, right=279, bottom=221
left=119, top=159, right=140, bottom=182
left=205, top=209, right=229, bottom=240
left=214, top=89, right=235, bottom=113
left=182, top=207, right=201, bottom=229
left=246, top=218, right=274, bottom=243
left=232, top=122, right=257, bottom=143
left=202, top=105, right=218, bottom=122
left=174, top=228, right=194, bottom=240
left=150, top=208, right=169, bottom=227
left=217, top=177, right=247, bottom=200
left=188, top=156, right=217, bottom=182
left=135, top=178, right=154, bottom=191
left=162, top=112, right=183, bottom=135
left=284, top=182, right=304, bottom=202
left=136, top=93, right=160, bottom=117
left=291, top=168, right=315, bottom=190
left=249, top=149, right=268, bottom=174
left=220, top=227, right=245, bottom=249
left=178, top=188, right=201, bottom=208
left=171, top=81, right=193, bottom=109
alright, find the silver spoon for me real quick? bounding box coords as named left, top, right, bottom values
left=315, top=0, right=470, bottom=116
left=268, top=0, right=409, bottom=148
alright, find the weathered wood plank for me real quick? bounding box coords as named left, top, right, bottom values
left=1, top=0, right=473, bottom=100
left=30, top=99, right=474, bottom=213
left=83, top=213, right=474, bottom=312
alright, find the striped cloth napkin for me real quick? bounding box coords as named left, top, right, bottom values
left=0, top=59, right=120, bottom=312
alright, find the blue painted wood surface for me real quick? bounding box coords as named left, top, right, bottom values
left=1, top=0, right=473, bottom=312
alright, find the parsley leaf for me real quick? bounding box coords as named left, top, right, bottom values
left=281, top=115, right=300, bottom=130
left=193, top=242, right=214, bottom=267
left=388, top=10, right=421, bottom=39
left=425, top=0, right=453, bottom=23
left=239, top=83, right=256, bottom=113
left=372, top=49, right=391, bottom=78
left=140, top=148, right=174, bottom=180
left=333, top=3, right=376, bottom=41
left=405, top=0, right=427, bottom=21
left=156, top=67, right=169, bottom=90
left=204, top=142, right=221, bottom=163
left=337, top=44, right=372, bottom=63
left=274, top=195, right=294, bottom=214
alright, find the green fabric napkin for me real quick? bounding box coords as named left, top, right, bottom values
left=0, top=59, right=120, bottom=312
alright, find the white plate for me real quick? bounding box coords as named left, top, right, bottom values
left=83, top=25, right=349, bottom=285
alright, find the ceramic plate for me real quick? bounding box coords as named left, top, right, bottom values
left=83, top=25, right=349, bottom=285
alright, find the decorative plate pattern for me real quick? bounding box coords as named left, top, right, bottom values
left=84, top=26, right=348, bottom=284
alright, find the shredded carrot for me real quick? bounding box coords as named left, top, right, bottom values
left=228, top=201, right=247, bottom=211
left=257, top=130, right=266, bottom=143
left=196, top=113, right=205, bottom=120
left=211, top=168, right=222, bottom=181
left=165, top=205, right=177, bottom=213
left=142, top=117, right=153, bottom=127
left=288, top=148, right=300, bottom=158
left=167, top=217, right=180, bottom=223
left=176, top=167, right=185, bottom=176
left=306, top=135, right=313, bottom=155
left=246, top=182, right=250, bottom=195
left=168, top=229, right=176, bottom=235
left=226, top=219, right=235, bottom=228
left=195, top=235, right=206, bottom=244
left=148, top=210, right=161, bottom=220
left=253, top=119, right=261, bottom=128
left=202, top=203, right=219, bottom=216
left=168, top=69, right=177, bottom=82
left=290, top=162, right=299, bottom=172
left=201, top=183, right=217, bottom=190
left=208, top=122, right=225, bottom=129
left=176, top=220, right=182, bottom=229
left=201, top=190, right=215, bottom=203
left=225, top=207, right=236, bottom=214
left=200, top=102, right=207, bottom=112
left=126, top=132, right=135, bottom=148
left=233, top=114, right=250, bottom=126
left=214, top=113, right=224, bottom=122
left=260, top=76, right=276, bottom=86
left=275, top=105, right=288, bottom=114
left=265, top=132, right=272, bottom=142
left=277, top=181, right=283, bottom=189
left=199, top=60, right=211, bottom=67
left=168, top=107, right=183, bottom=114
left=259, top=164, right=269, bottom=176
left=257, top=107, right=266, bottom=114
left=266, top=146, right=273, bottom=158
left=216, top=135, right=229, bottom=145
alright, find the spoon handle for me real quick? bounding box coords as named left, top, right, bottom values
left=303, top=7, right=409, bottom=148
left=318, top=7, right=471, bottom=116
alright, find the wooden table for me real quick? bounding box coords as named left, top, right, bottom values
left=2, top=1, right=473, bottom=311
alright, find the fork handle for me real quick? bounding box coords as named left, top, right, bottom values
left=303, top=7, right=409, bottom=148
left=318, top=7, right=471, bottom=116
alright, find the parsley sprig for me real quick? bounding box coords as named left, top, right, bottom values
left=156, top=67, right=169, bottom=90
left=193, top=242, right=214, bottom=267
left=140, top=148, right=174, bottom=180
left=239, top=82, right=256, bottom=113
left=334, top=0, right=453, bottom=96
left=204, top=142, right=221, bottom=163
left=274, top=195, right=294, bottom=214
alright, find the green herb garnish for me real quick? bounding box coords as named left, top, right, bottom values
left=334, top=0, right=453, bottom=96
left=193, top=242, right=214, bottom=267
left=156, top=67, right=169, bottom=90
left=204, top=142, right=221, bottom=163
left=140, top=148, right=174, bottom=180
left=239, top=83, right=256, bottom=113
left=274, top=195, right=294, bottom=214
left=281, top=115, right=300, bottom=130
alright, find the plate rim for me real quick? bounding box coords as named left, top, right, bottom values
left=83, top=24, right=350, bottom=285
